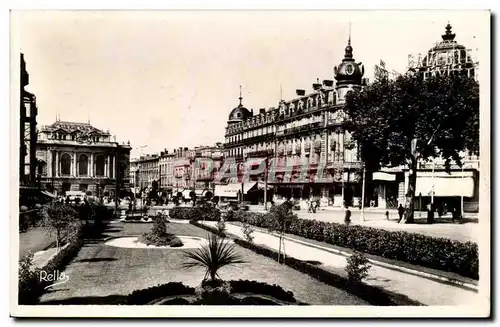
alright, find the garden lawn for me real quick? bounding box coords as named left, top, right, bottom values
left=19, top=227, right=57, bottom=258
left=38, top=222, right=367, bottom=305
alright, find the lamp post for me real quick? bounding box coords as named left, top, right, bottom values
left=360, top=166, right=366, bottom=222
left=264, top=156, right=269, bottom=211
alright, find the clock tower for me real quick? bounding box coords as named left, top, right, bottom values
left=334, top=36, right=365, bottom=103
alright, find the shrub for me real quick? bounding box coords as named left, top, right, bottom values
left=18, top=252, right=42, bottom=305
left=127, top=282, right=196, bottom=305
left=216, top=219, right=226, bottom=237
left=140, top=214, right=183, bottom=247
left=231, top=212, right=478, bottom=279
left=242, top=222, right=255, bottom=242
left=346, top=252, right=371, bottom=283
left=229, top=280, right=296, bottom=303
left=168, top=206, right=221, bottom=222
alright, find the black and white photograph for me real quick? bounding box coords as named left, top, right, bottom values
left=9, top=9, right=490, bottom=318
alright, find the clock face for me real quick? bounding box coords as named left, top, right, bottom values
left=346, top=64, right=354, bottom=75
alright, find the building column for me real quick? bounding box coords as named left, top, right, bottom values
left=73, top=153, right=77, bottom=176
left=104, top=156, right=109, bottom=177
left=55, top=151, right=59, bottom=177
left=47, top=149, right=53, bottom=177
left=111, top=155, right=115, bottom=179
left=90, top=153, right=94, bottom=177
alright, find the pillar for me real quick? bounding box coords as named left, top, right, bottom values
left=55, top=151, right=59, bottom=177
left=104, top=156, right=108, bottom=177
left=47, top=149, right=53, bottom=177
left=90, top=153, right=94, bottom=177
left=111, top=155, right=115, bottom=179
left=73, top=153, right=77, bottom=176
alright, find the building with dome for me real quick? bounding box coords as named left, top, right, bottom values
left=408, top=23, right=478, bottom=80
left=35, top=120, right=132, bottom=199
left=220, top=37, right=370, bottom=207
left=407, top=23, right=480, bottom=214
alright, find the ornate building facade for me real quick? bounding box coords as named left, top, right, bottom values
left=137, top=154, right=159, bottom=191
left=404, top=23, right=480, bottom=213
left=36, top=120, right=132, bottom=198
left=20, top=53, right=38, bottom=187
left=222, top=38, right=368, bottom=207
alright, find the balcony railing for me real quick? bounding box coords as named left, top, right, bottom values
left=225, top=133, right=275, bottom=147
left=277, top=122, right=323, bottom=138
left=246, top=149, right=274, bottom=158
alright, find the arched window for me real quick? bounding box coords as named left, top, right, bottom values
left=95, top=155, right=105, bottom=176
left=79, top=154, right=89, bottom=176
left=60, top=154, right=71, bottom=176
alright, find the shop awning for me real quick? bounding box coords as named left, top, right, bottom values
left=41, top=190, right=56, bottom=198
left=243, top=181, right=258, bottom=194
left=373, top=172, right=397, bottom=181
left=257, top=181, right=273, bottom=190
left=415, top=174, right=474, bottom=197
left=214, top=184, right=240, bottom=198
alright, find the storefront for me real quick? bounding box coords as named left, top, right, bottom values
left=414, top=170, right=476, bottom=212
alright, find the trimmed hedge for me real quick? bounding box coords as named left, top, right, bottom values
left=191, top=220, right=421, bottom=306
left=230, top=280, right=296, bottom=303
left=233, top=212, right=478, bottom=280
left=126, top=280, right=298, bottom=305
left=168, top=206, right=221, bottom=222
left=127, top=282, right=196, bottom=304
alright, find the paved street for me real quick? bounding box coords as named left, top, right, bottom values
left=202, top=221, right=487, bottom=306
left=247, top=205, right=480, bottom=243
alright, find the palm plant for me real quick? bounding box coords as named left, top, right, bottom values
left=182, top=233, right=245, bottom=282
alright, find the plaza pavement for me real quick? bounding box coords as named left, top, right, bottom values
left=202, top=221, right=487, bottom=306
left=247, top=205, right=480, bottom=243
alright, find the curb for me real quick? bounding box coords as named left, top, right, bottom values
left=223, top=222, right=479, bottom=293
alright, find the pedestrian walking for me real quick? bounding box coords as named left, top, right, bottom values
left=344, top=206, right=351, bottom=225
left=397, top=204, right=405, bottom=222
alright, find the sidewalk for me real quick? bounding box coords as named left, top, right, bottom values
left=201, top=221, right=488, bottom=306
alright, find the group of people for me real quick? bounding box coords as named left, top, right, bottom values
left=397, top=202, right=463, bottom=223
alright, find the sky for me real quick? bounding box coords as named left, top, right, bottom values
left=12, top=10, right=487, bottom=159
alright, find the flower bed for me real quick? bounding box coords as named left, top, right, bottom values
left=232, top=211, right=478, bottom=280
left=191, top=220, right=422, bottom=306
left=140, top=214, right=183, bottom=247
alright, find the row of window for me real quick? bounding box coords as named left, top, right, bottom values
left=52, top=133, right=101, bottom=143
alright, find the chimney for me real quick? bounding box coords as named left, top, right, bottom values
left=259, top=108, right=266, bottom=114
left=296, top=89, right=305, bottom=96
left=251, top=109, right=254, bottom=115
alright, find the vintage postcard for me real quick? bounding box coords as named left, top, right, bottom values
left=10, top=9, right=491, bottom=318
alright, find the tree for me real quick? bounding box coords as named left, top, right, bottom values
left=345, top=72, right=479, bottom=223
left=182, top=233, right=245, bottom=282
left=40, top=202, right=80, bottom=252
left=265, top=201, right=296, bottom=263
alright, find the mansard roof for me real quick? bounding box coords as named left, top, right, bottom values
left=41, top=121, right=110, bottom=136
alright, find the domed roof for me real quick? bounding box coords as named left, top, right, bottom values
left=228, top=86, right=252, bottom=123
left=228, top=103, right=251, bottom=122
left=334, top=39, right=364, bottom=86
left=421, top=23, right=473, bottom=67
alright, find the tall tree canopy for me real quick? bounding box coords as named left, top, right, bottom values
left=344, top=72, right=479, bottom=222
